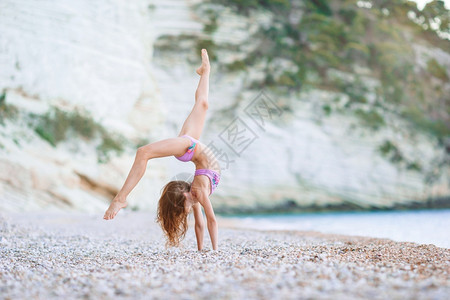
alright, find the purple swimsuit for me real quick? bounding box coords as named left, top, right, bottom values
left=175, top=135, right=199, bottom=162
left=175, top=135, right=220, bottom=195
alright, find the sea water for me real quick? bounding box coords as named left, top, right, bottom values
left=225, top=209, right=450, bottom=248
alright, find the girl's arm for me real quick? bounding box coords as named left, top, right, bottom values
left=197, top=190, right=218, bottom=250
left=192, top=203, right=205, bottom=250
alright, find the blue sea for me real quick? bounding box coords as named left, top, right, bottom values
left=224, top=209, right=450, bottom=248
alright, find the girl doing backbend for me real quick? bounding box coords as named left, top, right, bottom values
left=103, top=49, right=220, bottom=251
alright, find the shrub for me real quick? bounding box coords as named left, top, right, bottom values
left=34, top=125, right=56, bottom=147
left=338, top=78, right=368, bottom=106
left=203, top=9, right=219, bottom=33
left=277, top=72, right=298, bottom=88
left=322, top=104, right=332, bottom=115
left=305, top=0, right=332, bottom=16
left=378, top=140, right=404, bottom=163
left=354, top=109, right=385, bottom=130
left=226, top=60, right=247, bottom=72
left=97, top=133, right=125, bottom=163
left=339, top=8, right=357, bottom=24
left=427, top=58, right=449, bottom=81
left=0, top=90, right=5, bottom=106
left=401, top=105, right=450, bottom=140
left=0, top=90, right=18, bottom=124
left=407, top=161, right=422, bottom=172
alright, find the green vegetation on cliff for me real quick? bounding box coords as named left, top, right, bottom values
left=33, top=107, right=125, bottom=163
left=203, top=0, right=449, bottom=146
left=0, top=90, right=18, bottom=124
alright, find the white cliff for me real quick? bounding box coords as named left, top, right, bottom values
left=0, top=0, right=448, bottom=213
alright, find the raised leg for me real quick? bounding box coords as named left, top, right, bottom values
left=178, top=49, right=211, bottom=140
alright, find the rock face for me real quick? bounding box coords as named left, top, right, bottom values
left=0, top=0, right=449, bottom=213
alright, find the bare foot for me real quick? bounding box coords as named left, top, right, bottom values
left=196, top=49, right=210, bottom=76
left=103, top=196, right=128, bottom=220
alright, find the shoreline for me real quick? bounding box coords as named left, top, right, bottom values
left=1, top=211, right=449, bottom=299
left=219, top=209, right=450, bottom=249
left=214, top=196, right=450, bottom=215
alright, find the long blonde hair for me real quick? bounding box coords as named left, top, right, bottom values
left=156, top=180, right=191, bottom=247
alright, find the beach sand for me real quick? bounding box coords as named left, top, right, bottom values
left=0, top=211, right=449, bottom=299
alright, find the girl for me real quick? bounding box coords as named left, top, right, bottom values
left=103, top=49, right=220, bottom=251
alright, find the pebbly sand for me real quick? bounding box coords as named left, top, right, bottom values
left=0, top=211, right=449, bottom=299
